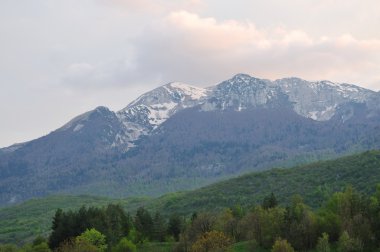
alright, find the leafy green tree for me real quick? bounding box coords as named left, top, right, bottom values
left=0, top=244, right=18, bottom=252
left=338, top=231, right=353, bottom=252
left=217, top=208, right=241, bottom=241
left=31, top=243, right=51, bottom=252
left=190, top=231, right=231, bottom=252
left=317, top=208, right=340, bottom=242
left=55, top=238, right=98, bottom=252
left=112, top=237, right=136, bottom=252
left=337, top=231, right=363, bottom=252
left=283, top=195, right=318, bottom=250
left=104, top=204, right=132, bottom=246
left=231, top=205, right=244, bottom=219
left=239, top=206, right=285, bottom=248
left=76, top=228, right=107, bottom=252
left=369, top=184, right=380, bottom=244
left=271, top=238, right=295, bottom=252
left=187, top=213, right=216, bottom=242
left=32, top=236, right=47, bottom=247
left=316, top=233, right=330, bottom=252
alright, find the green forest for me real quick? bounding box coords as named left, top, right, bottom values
left=2, top=185, right=380, bottom=251
left=1, top=150, right=380, bottom=251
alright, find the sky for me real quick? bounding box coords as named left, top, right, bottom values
left=1, top=0, right=380, bottom=147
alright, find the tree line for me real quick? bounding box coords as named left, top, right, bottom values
left=2, top=185, right=380, bottom=251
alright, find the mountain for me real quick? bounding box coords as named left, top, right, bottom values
left=1, top=150, right=380, bottom=244
left=1, top=74, right=380, bottom=205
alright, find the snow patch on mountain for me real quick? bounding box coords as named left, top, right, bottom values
left=73, top=124, right=84, bottom=132
left=60, top=110, right=92, bottom=131
left=201, top=74, right=279, bottom=111
left=165, top=82, right=208, bottom=100
left=147, top=101, right=178, bottom=125
left=276, top=77, right=374, bottom=121
left=116, top=82, right=208, bottom=149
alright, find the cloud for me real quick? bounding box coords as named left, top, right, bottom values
left=126, top=10, right=380, bottom=88
left=97, top=0, right=205, bottom=14
left=58, top=8, right=380, bottom=90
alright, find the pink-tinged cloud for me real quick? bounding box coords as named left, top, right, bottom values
left=129, top=11, right=380, bottom=89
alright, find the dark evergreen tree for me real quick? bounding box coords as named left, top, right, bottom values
left=168, top=214, right=183, bottom=241
left=49, top=209, right=65, bottom=249
left=152, top=212, right=167, bottom=242
left=134, top=207, right=153, bottom=242
left=262, top=192, right=278, bottom=209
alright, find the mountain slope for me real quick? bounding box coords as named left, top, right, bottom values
left=0, top=107, right=127, bottom=204
left=0, top=74, right=380, bottom=205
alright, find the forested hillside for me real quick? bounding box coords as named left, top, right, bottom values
left=151, top=150, right=380, bottom=214
left=0, top=150, right=379, bottom=247
left=3, top=184, right=380, bottom=251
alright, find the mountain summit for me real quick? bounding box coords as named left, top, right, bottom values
left=1, top=74, right=379, bottom=205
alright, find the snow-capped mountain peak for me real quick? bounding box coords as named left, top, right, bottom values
left=49, top=74, right=376, bottom=152
left=164, top=82, right=208, bottom=101
left=116, top=82, right=208, bottom=149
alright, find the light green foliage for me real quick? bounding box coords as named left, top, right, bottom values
left=216, top=208, right=241, bottom=241
left=55, top=238, right=98, bottom=252
left=324, top=186, right=372, bottom=249
left=30, top=243, right=51, bottom=252
left=76, top=228, right=107, bottom=252
left=284, top=195, right=318, bottom=250
left=316, top=233, right=330, bottom=252
left=239, top=206, right=285, bottom=248
left=337, top=231, right=363, bottom=252
left=0, top=244, right=18, bottom=252
left=112, top=237, right=136, bottom=252
left=271, top=238, right=295, bottom=252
